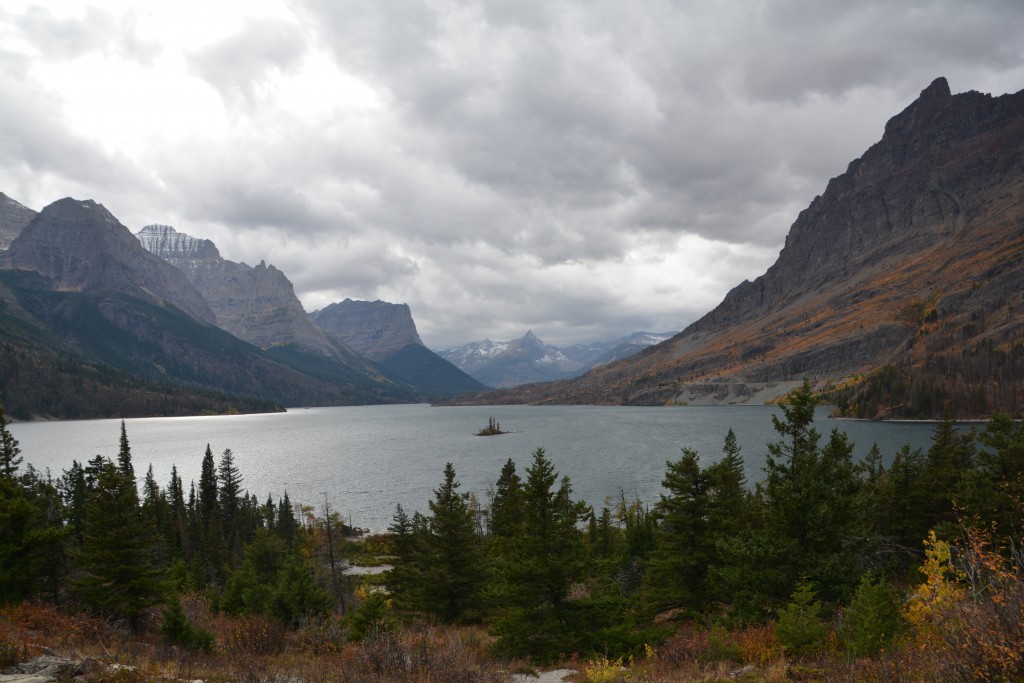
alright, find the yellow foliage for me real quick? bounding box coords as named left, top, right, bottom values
left=904, top=531, right=965, bottom=639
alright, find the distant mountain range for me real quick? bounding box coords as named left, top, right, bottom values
left=437, top=330, right=676, bottom=388
left=461, top=78, right=1024, bottom=419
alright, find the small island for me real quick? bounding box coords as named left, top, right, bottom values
left=476, top=416, right=507, bottom=436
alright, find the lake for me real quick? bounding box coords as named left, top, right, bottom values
left=9, top=404, right=945, bottom=532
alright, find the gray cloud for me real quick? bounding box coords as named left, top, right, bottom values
left=1, top=0, right=1022, bottom=348
left=189, top=18, right=307, bottom=106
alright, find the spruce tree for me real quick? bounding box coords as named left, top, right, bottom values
left=492, top=448, right=587, bottom=660
left=644, top=448, right=711, bottom=615
left=421, top=463, right=486, bottom=621
left=117, top=419, right=135, bottom=484
left=74, top=458, right=163, bottom=629
left=0, top=404, right=22, bottom=480
left=489, top=458, right=523, bottom=542
left=218, top=448, right=244, bottom=563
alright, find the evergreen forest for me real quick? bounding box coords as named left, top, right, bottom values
left=1, top=381, right=1023, bottom=682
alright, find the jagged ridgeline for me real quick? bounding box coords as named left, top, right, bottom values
left=469, top=78, right=1024, bottom=418
left=0, top=200, right=420, bottom=419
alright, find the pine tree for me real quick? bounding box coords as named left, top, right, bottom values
left=167, top=465, right=188, bottom=559
left=719, top=380, right=861, bottom=620
left=962, top=413, right=1024, bottom=541
left=73, top=458, right=163, bottom=629
left=492, top=448, right=587, bottom=660
left=421, top=463, right=486, bottom=621
left=218, top=448, right=244, bottom=563
left=644, top=448, right=711, bottom=614
left=0, top=404, right=22, bottom=480
left=277, top=491, right=298, bottom=547
left=117, top=420, right=135, bottom=483
left=489, top=458, right=523, bottom=544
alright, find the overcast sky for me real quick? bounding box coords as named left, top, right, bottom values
left=2, top=1, right=1022, bottom=348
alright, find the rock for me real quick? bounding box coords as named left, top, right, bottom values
left=0, top=193, right=37, bottom=250
left=1, top=199, right=216, bottom=325
left=137, top=224, right=368, bottom=367
left=311, top=299, right=423, bottom=359
left=0, top=655, right=100, bottom=683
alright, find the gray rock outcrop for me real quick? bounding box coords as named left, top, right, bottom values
left=137, top=224, right=362, bottom=364
left=310, top=298, right=424, bottom=360
left=2, top=199, right=216, bottom=324
left=0, top=193, right=37, bottom=250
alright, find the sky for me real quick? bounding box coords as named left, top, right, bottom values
left=2, top=1, right=1023, bottom=348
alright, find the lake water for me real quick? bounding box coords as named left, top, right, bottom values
left=9, top=404, right=944, bottom=532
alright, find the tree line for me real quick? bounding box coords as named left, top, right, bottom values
left=383, top=380, right=1024, bottom=662
left=0, top=403, right=336, bottom=636
left=1, top=380, right=1022, bottom=672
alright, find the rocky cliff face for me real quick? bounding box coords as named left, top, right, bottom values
left=0, top=193, right=37, bottom=249
left=312, top=298, right=488, bottom=396
left=474, top=79, right=1024, bottom=417
left=137, top=224, right=361, bottom=364
left=310, top=299, right=424, bottom=359
left=2, top=199, right=215, bottom=324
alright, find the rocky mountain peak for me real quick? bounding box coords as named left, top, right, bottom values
left=477, top=79, right=1024, bottom=415
left=137, top=224, right=221, bottom=271
left=136, top=224, right=361, bottom=361
left=310, top=299, right=424, bottom=359
left=1, top=198, right=215, bottom=324
left=0, top=192, right=37, bottom=249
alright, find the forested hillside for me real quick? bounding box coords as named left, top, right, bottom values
left=1, top=387, right=1022, bottom=681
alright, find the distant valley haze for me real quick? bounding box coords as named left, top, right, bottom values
left=2, top=1, right=1023, bottom=347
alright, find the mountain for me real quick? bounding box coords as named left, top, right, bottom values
left=0, top=193, right=36, bottom=250
left=3, top=199, right=216, bottom=324
left=311, top=299, right=488, bottom=397
left=438, top=330, right=675, bottom=388
left=0, top=199, right=418, bottom=419
left=310, top=299, right=424, bottom=357
left=136, top=224, right=363, bottom=364
left=463, top=79, right=1024, bottom=418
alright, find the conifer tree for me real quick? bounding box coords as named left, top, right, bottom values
left=421, top=463, right=486, bottom=621
left=386, top=504, right=419, bottom=606
left=962, top=413, right=1024, bottom=541
left=167, top=465, right=188, bottom=559
left=645, top=448, right=711, bottom=614
left=74, top=458, right=163, bottom=629
left=59, top=460, right=88, bottom=544
left=0, top=404, right=22, bottom=480
left=218, top=448, right=244, bottom=563
left=117, top=420, right=135, bottom=484
left=277, top=491, right=298, bottom=547
left=492, top=448, right=587, bottom=660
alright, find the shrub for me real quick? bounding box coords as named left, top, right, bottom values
left=347, top=592, right=394, bottom=642
left=161, top=599, right=214, bottom=653
left=774, top=582, right=827, bottom=659
left=841, top=576, right=902, bottom=657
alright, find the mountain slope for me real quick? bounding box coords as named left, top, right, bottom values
left=0, top=200, right=418, bottom=418
left=311, top=299, right=487, bottom=396
left=136, top=224, right=370, bottom=366
left=3, top=199, right=216, bottom=324
left=471, top=79, right=1024, bottom=417
left=0, top=193, right=36, bottom=250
